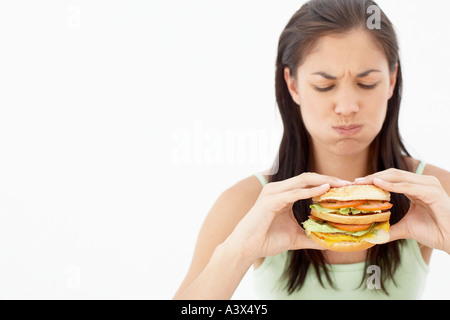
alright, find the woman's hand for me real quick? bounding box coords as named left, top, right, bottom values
left=225, top=173, right=353, bottom=262
left=355, top=169, right=450, bottom=254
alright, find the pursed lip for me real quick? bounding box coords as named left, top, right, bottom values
left=333, top=125, right=363, bottom=136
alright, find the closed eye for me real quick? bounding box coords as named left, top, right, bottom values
left=314, top=85, right=335, bottom=93
left=314, top=83, right=379, bottom=93
left=358, top=83, right=379, bottom=90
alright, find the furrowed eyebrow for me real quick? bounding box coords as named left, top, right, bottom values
left=356, top=69, right=381, bottom=77
left=311, top=72, right=336, bottom=80
left=311, top=69, right=381, bottom=79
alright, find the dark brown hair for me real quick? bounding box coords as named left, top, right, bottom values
left=271, top=0, right=411, bottom=294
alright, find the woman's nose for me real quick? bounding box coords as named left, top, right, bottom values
left=334, top=88, right=360, bottom=116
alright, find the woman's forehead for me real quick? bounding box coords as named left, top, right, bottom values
left=299, top=29, right=389, bottom=76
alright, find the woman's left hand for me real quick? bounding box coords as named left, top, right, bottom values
left=355, top=169, right=450, bottom=254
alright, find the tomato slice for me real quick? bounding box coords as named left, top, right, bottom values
left=353, top=201, right=393, bottom=211
left=320, top=200, right=365, bottom=209
left=327, top=221, right=372, bottom=232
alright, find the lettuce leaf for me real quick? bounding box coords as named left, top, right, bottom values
left=309, top=204, right=381, bottom=215
left=302, top=218, right=376, bottom=236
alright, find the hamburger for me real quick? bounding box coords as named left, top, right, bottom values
left=302, top=185, right=392, bottom=252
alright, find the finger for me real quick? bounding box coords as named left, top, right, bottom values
left=373, top=177, right=446, bottom=205
left=290, top=228, right=326, bottom=251
left=283, top=183, right=330, bottom=204
left=354, top=168, right=435, bottom=186
left=267, top=173, right=351, bottom=194
left=298, top=174, right=352, bottom=188
left=376, top=177, right=445, bottom=209
left=389, top=220, right=410, bottom=242
left=257, top=184, right=330, bottom=219
left=292, top=237, right=327, bottom=250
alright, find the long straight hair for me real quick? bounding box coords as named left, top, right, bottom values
left=271, top=0, right=411, bottom=294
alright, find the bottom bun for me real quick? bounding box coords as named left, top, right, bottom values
left=309, top=232, right=376, bottom=252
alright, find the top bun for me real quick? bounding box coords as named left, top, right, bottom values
left=313, top=184, right=390, bottom=202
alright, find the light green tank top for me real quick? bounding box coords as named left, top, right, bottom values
left=253, top=162, right=429, bottom=299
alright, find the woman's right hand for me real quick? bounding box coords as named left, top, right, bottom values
left=224, top=173, right=353, bottom=262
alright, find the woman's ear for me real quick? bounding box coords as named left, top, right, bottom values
left=284, top=67, right=301, bottom=105
left=388, top=62, right=398, bottom=99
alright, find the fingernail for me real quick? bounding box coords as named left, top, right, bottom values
left=354, top=177, right=367, bottom=183
left=336, top=180, right=352, bottom=186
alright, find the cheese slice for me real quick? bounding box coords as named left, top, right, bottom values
left=314, top=221, right=390, bottom=245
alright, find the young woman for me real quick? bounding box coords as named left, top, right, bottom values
left=174, top=0, right=450, bottom=299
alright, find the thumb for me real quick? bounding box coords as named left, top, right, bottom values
left=291, top=229, right=326, bottom=251
left=389, top=220, right=410, bottom=242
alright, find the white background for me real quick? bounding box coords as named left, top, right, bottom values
left=0, top=0, right=449, bottom=300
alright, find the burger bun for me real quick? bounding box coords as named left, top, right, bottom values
left=313, top=184, right=390, bottom=202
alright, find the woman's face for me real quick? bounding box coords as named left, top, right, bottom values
left=285, top=29, right=397, bottom=157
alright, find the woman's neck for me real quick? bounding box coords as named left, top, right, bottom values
left=310, top=145, right=372, bottom=182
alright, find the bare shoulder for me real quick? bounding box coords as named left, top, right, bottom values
left=422, top=163, right=450, bottom=195
left=219, top=175, right=266, bottom=214
left=174, top=174, right=264, bottom=296
left=195, top=174, right=264, bottom=252
left=206, top=175, right=265, bottom=233
left=404, top=157, right=450, bottom=193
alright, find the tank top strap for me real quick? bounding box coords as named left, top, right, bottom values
left=415, top=161, right=427, bottom=175
left=254, top=173, right=269, bottom=187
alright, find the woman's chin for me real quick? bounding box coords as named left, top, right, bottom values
left=332, top=139, right=372, bottom=157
